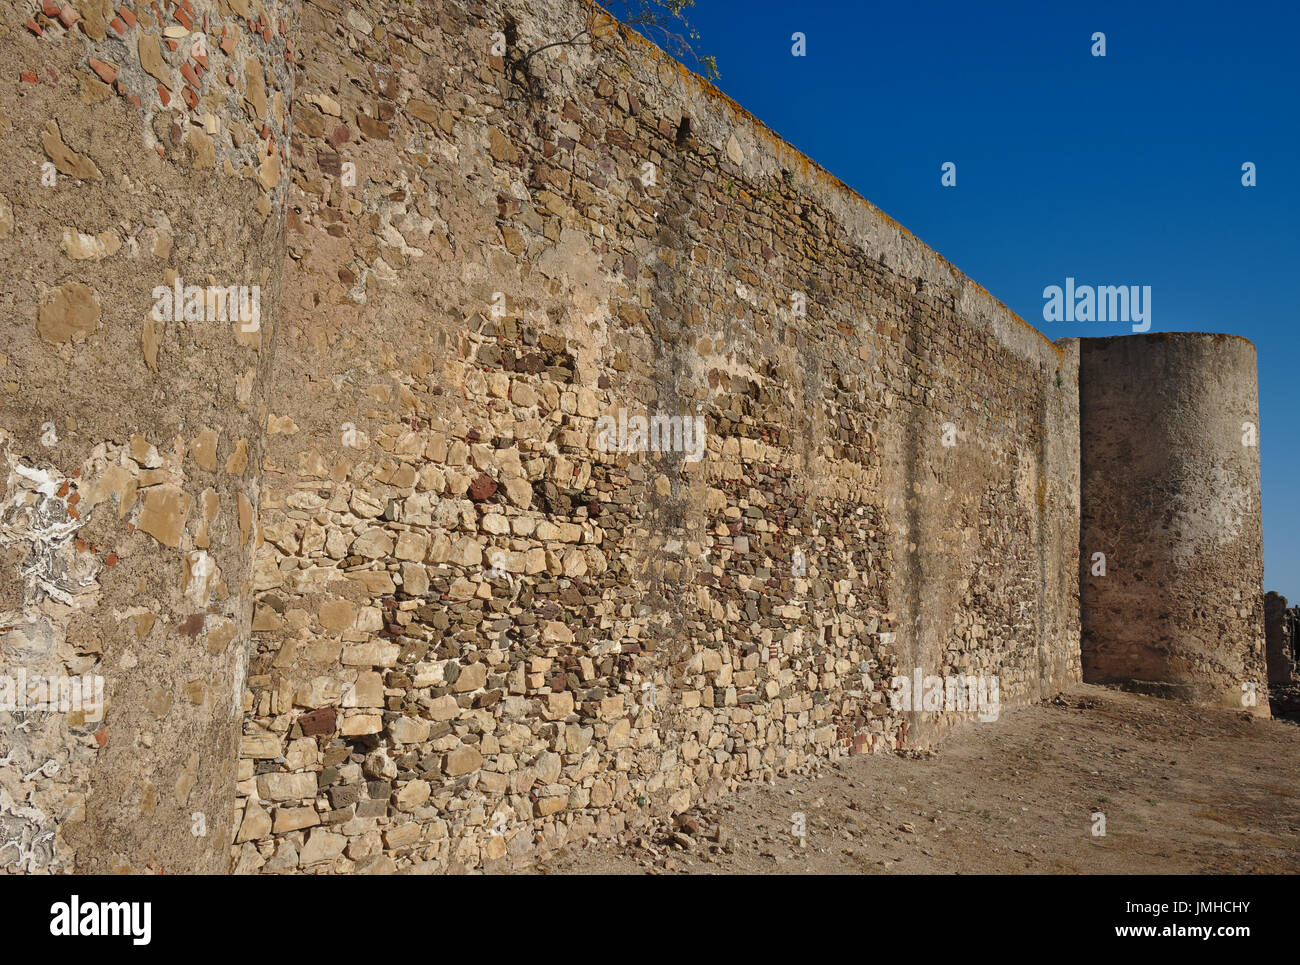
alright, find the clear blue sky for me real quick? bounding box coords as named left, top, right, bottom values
left=630, top=0, right=1299, bottom=599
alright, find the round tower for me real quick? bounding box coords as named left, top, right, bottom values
left=0, top=0, right=296, bottom=872
left=1078, top=333, right=1267, bottom=714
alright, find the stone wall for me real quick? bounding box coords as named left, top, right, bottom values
left=1078, top=334, right=1267, bottom=714
left=0, top=0, right=295, bottom=872
left=229, top=0, right=1081, bottom=874
left=3, top=0, right=1267, bottom=877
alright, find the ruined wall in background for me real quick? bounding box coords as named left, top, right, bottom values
left=1079, top=334, right=1267, bottom=715
left=230, top=0, right=1081, bottom=874
left=1265, top=591, right=1299, bottom=718
left=1263, top=590, right=1294, bottom=686
left=1265, top=591, right=1297, bottom=685
left=0, top=0, right=294, bottom=872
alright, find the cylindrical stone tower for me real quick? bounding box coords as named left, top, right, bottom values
left=0, top=0, right=294, bottom=872
left=1078, top=333, right=1267, bottom=714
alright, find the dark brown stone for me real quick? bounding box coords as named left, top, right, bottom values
left=468, top=473, right=498, bottom=501
left=300, top=708, right=338, bottom=737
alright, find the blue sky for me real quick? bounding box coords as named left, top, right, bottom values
left=634, top=0, right=1299, bottom=598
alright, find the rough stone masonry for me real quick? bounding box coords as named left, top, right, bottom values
left=0, top=0, right=1266, bottom=874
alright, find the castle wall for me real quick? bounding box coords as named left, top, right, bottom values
left=0, top=0, right=295, bottom=872
left=231, top=0, right=1081, bottom=873
left=1078, top=334, right=1267, bottom=714
left=8, top=0, right=1267, bottom=878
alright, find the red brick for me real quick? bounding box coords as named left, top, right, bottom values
left=181, top=85, right=197, bottom=109
left=299, top=708, right=337, bottom=736
left=180, top=60, right=199, bottom=89
left=157, top=83, right=169, bottom=106
left=26, top=18, right=42, bottom=35
left=174, top=6, right=190, bottom=29
left=88, top=57, right=118, bottom=84
left=19, top=71, right=38, bottom=84
left=118, top=6, right=136, bottom=27
left=42, top=0, right=59, bottom=16
left=109, top=16, right=125, bottom=34
left=57, top=4, right=79, bottom=27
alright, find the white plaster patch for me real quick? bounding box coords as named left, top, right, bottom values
left=0, top=435, right=100, bottom=611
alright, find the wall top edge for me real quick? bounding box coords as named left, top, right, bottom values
left=1077, top=332, right=1257, bottom=350
left=585, top=3, right=1062, bottom=364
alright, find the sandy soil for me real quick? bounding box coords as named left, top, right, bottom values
left=528, top=685, right=1300, bottom=874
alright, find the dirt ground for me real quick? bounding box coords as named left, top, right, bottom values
left=529, top=684, right=1300, bottom=874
